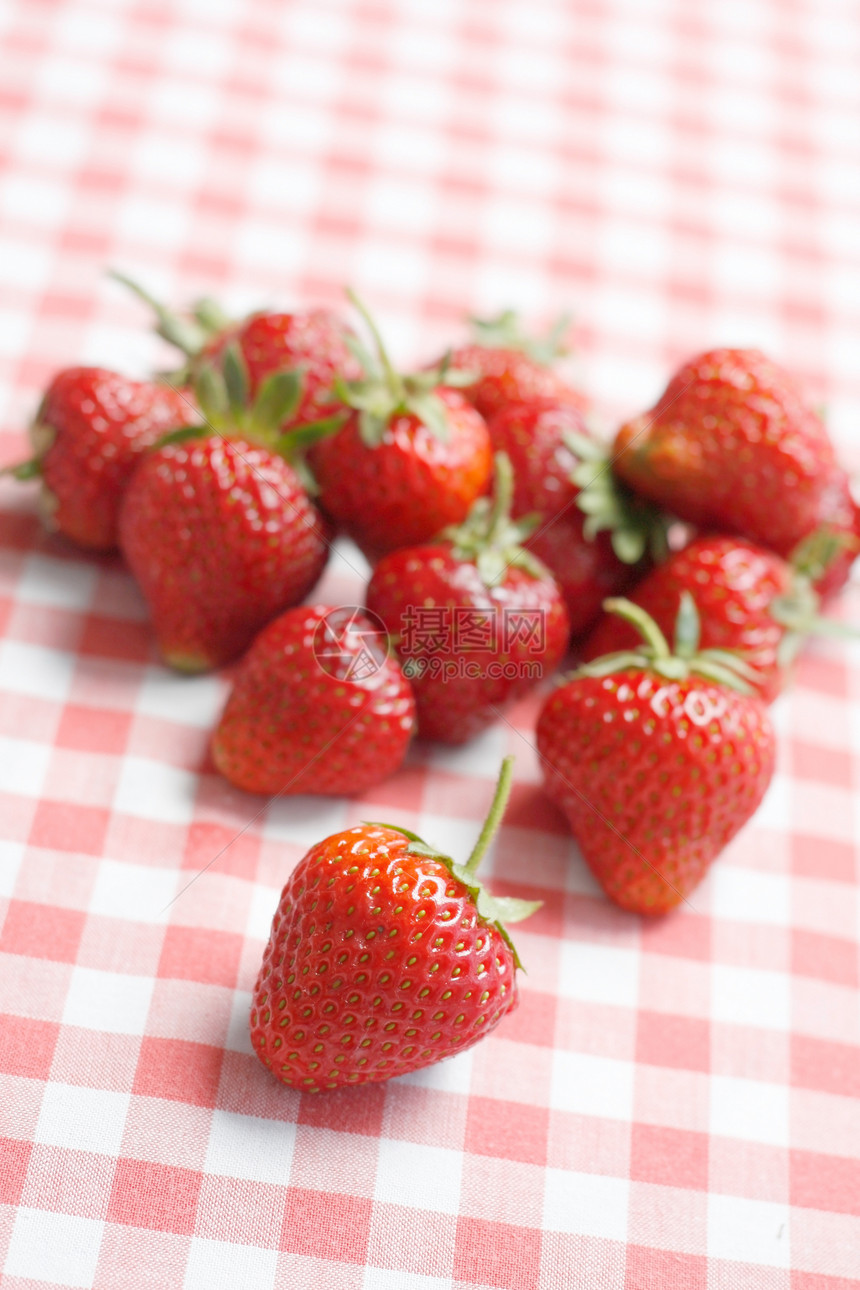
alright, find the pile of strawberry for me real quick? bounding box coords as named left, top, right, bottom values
left=6, top=279, right=859, bottom=1090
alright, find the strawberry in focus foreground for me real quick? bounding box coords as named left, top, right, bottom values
left=251, top=757, right=539, bottom=1091
left=538, top=597, right=776, bottom=914
left=212, top=604, right=415, bottom=796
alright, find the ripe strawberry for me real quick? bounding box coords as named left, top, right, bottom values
left=486, top=399, right=666, bottom=635
left=119, top=362, right=329, bottom=671
left=112, top=271, right=360, bottom=434
left=445, top=310, right=587, bottom=422
left=579, top=534, right=847, bottom=703
left=613, top=348, right=839, bottom=554
left=537, top=597, right=776, bottom=913
left=4, top=368, right=190, bottom=551
left=250, top=756, right=539, bottom=1091
left=366, top=453, right=570, bottom=743
left=212, top=604, right=416, bottom=795
left=308, top=293, right=492, bottom=559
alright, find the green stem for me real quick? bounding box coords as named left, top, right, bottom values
left=462, top=756, right=515, bottom=878
left=486, top=452, right=514, bottom=546
left=603, top=597, right=672, bottom=659
left=109, top=268, right=205, bottom=357
left=346, top=287, right=403, bottom=401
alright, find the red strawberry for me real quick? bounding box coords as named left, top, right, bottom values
left=308, top=293, right=493, bottom=559
left=112, top=271, right=359, bottom=434
left=537, top=597, right=776, bottom=913
left=445, top=310, right=587, bottom=422
left=613, top=348, right=839, bottom=554
left=486, top=399, right=666, bottom=635
left=212, top=604, right=415, bottom=795
left=119, top=365, right=329, bottom=671
left=250, top=756, right=539, bottom=1091
left=366, top=453, right=570, bottom=743
left=580, top=534, right=847, bottom=704
left=4, top=368, right=189, bottom=551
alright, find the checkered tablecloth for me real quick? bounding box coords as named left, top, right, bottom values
left=1, top=1, right=859, bottom=1287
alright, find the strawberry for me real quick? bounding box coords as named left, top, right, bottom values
left=250, top=756, right=540, bottom=1091
left=579, top=534, right=850, bottom=703
left=366, top=453, right=570, bottom=743
left=111, top=271, right=360, bottom=434
left=445, top=310, right=587, bottom=422
left=3, top=368, right=190, bottom=551
left=613, top=348, right=839, bottom=555
left=537, top=597, right=776, bottom=913
left=212, top=604, right=416, bottom=795
left=308, top=293, right=493, bottom=560
left=486, top=399, right=666, bottom=635
left=119, top=359, right=329, bottom=671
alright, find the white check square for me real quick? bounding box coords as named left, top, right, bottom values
left=708, top=1194, right=790, bottom=1268
left=114, top=757, right=199, bottom=825
left=89, top=860, right=178, bottom=924
left=543, top=1168, right=629, bottom=1241
left=204, top=1109, right=296, bottom=1186
left=5, top=1208, right=104, bottom=1286
left=63, top=965, right=154, bottom=1035
left=711, top=964, right=790, bottom=1031
left=374, top=1138, right=462, bottom=1215
left=550, top=1052, right=635, bottom=1120
left=184, top=1238, right=278, bottom=1290
left=558, top=940, right=639, bottom=1008
left=710, top=1075, right=789, bottom=1148
left=35, top=1082, right=130, bottom=1155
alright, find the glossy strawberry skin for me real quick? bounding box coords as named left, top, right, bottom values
left=366, top=544, right=570, bottom=743
left=487, top=400, right=640, bottom=635
left=212, top=605, right=415, bottom=795
left=33, top=368, right=190, bottom=551
left=582, top=536, right=794, bottom=703
left=251, top=824, right=519, bottom=1091
left=613, top=348, right=837, bottom=554
left=119, top=436, right=329, bottom=671
left=537, top=671, right=776, bottom=914
left=449, top=344, right=587, bottom=423
left=310, top=389, right=493, bottom=559
left=203, top=309, right=360, bottom=430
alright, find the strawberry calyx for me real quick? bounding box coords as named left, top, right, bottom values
left=566, top=430, right=671, bottom=564
left=366, top=756, right=540, bottom=969
left=152, top=345, right=344, bottom=491
left=439, top=451, right=549, bottom=587
left=769, top=537, right=860, bottom=666
left=576, top=594, right=763, bottom=693
left=790, top=525, right=860, bottom=585
left=110, top=268, right=230, bottom=360
left=335, top=289, right=474, bottom=447
left=466, top=309, right=572, bottom=365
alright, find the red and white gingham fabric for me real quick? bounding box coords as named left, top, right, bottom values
left=1, top=1, right=859, bottom=1286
